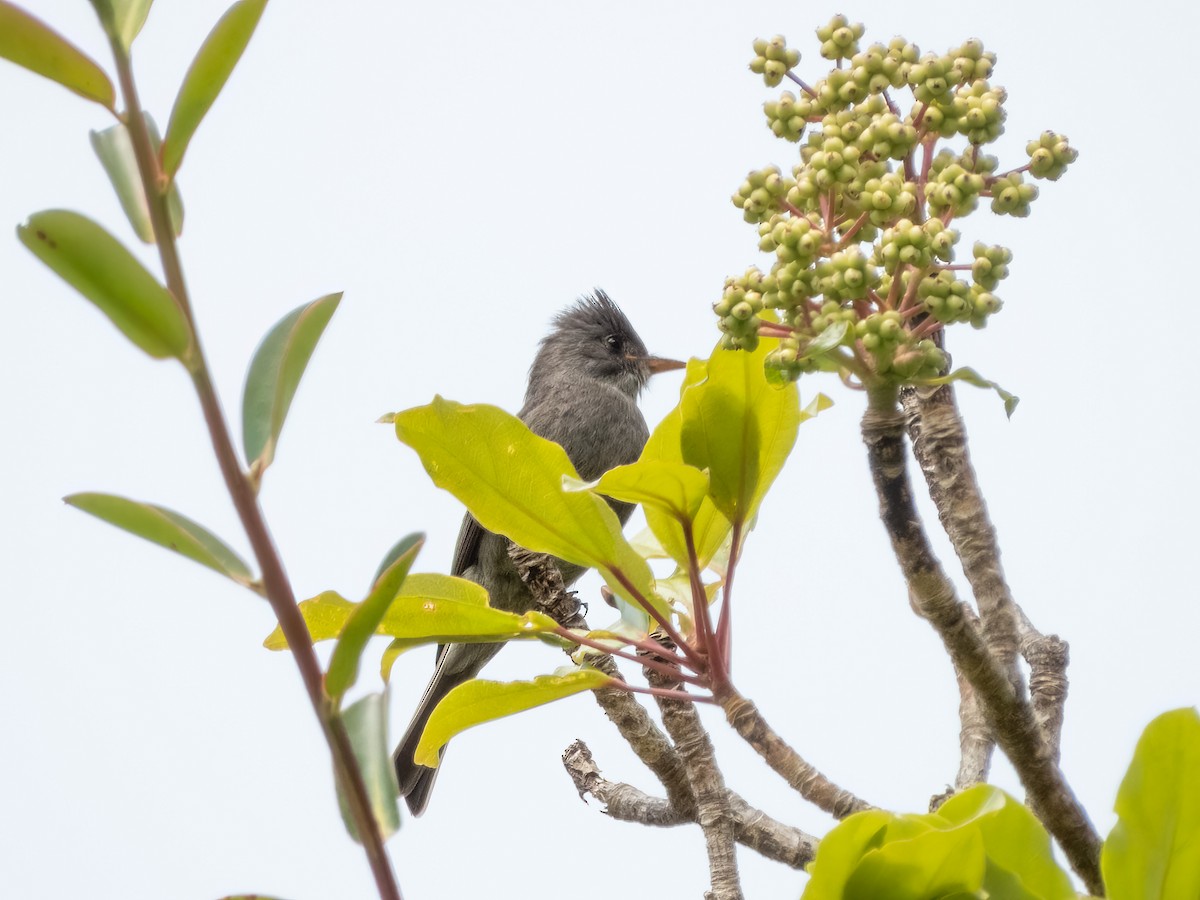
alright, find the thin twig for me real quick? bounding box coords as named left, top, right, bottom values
left=110, top=42, right=400, bottom=900
left=719, top=687, right=871, bottom=820
left=562, top=740, right=817, bottom=870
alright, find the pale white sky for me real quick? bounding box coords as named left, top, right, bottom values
left=2, top=1, right=1196, bottom=898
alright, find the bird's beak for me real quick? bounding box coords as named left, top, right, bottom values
left=633, top=354, right=687, bottom=375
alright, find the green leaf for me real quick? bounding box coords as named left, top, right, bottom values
left=110, top=0, right=153, bottom=49
left=90, top=113, right=184, bottom=244
left=325, top=534, right=423, bottom=702
left=802, top=810, right=896, bottom=899
left=65, top=492, right=255, bottom=588
left=680, top=339, right=801, bottom=526
left=0, top=3, right=115, bottom=108
left=804, top=319, right=851, bottom=358
left=913, top=366, right=1019, bottom=418
left=242, top=293, right=341, bottom=475
left=371, top=533, right=424, bottom=585
left=845, top=825, right=986, bottom=899
left=161, top=0, right=268, bottom=177
left=1103, top=707, right=1200, bottom=900
left=579, top=460, right=710, bottom=523
left=335, top=692, right=400, bottom=843
left=638, top=357, right=732, bottom=569
left=394, top=398, right=657, bottom=611
left=263, top=574, right=490, bottom=650
left=17, top=210, right=190, bottom=360
left=803, top=786, right=1070, bottom=900
left=413, top=669, right=612, bottom=767
left=939, top=785, right=1075, bottom=900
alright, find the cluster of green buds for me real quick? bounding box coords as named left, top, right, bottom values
left=714, top=268, right=767, bottom=350
left=720, top=17, right=1077, bottom=387
left=749, top=36, right=801, bottom=87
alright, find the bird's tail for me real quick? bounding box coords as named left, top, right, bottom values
left=393, top=642, right=502, bottom=816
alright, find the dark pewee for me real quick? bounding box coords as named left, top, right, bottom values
left=393, top=290, right=684, bottom=815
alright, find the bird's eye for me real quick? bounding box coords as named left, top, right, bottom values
left=604, top=334, right=623, bottom=354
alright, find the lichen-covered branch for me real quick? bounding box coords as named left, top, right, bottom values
left=1018, top=613, right=1070, bottom=764
left=508, top=545, right=696, bottom=811
left=861, top=394, right=1102, bottom=895
left=720, top=688, right=871, bottom=820
left=646, top=647, right=742, bottom=900
left=899, top=382, right=1021, bottom=688
left=953, top=662, right=993, bottom=789
left=562, top=740, right=817, bottom=869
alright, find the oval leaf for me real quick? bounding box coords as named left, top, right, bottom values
left=264, top=574, right=492, bottom=650
left=90, top=112, right=184, bottom=244
left=65, top=492, right=255, bottom=588
left=844, top=825, right=986, bottom=899
left=335, top=692, right=400, bottom=843
left=0, top=2, right=115, bottom=108
left=637, top=356, right=732, bottom=569
left=414, top=669, right=612, bottom=767
left=579, top=460, right=710, bottom=523
left=242, top=292, right=342, bottom=474
left=1103, top=707, right=1200, bottom=900
left=394, top=398, right=657, bottom=611
left=326, top=535, right=424, bottom=701
left=110, top=0, right=154, bottom=49
left=161, top=0, right=267, bottom=177
left=938, top=785, right=1075, bottom=900
left=17, top=210, right=190, bottom=360
left=681, top=338, right=802, bottom=527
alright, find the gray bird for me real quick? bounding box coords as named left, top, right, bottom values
left=393, top=290, right=684, bottom=815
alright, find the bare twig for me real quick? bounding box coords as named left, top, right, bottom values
left=861, top=391, right=1102, bottom=894
left=719, top=688, right=872, bottom=820
left=563, top=740, right=817, bottom=869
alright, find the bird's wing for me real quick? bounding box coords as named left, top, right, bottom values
left=451, top=513, right=484, bottom=578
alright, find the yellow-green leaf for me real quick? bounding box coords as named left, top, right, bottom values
left=109, top=0, right=154, bottom=49
left=414, top=669, right=612, bottom=767
left=325, top=534, right=423, bottom=701
left=0, top=2, right=115, bottom=108
left=65, top=492, right=255, bottom=588
left=1103, top=707, right=1200, bottom=900
left=638, top=357, right=733, bottom=569
left=680, top=340, right=801, bottom=527
left=578, top=460, right=709, bottom=523
left=18, top=210, right=189, bottom=360
left=263, top=573, right=489, bottom=650
left=242, top=293, right=341, bottom=475
left=394, top=398, right=657, bottom=610
left=335, top=692, right=399, bottom=843
left=90, top=113, right=184, bottom=244
left=938, top=786, right=1075, bottom=900
left=844, top=825, right=986, bottom=899
left=161, top=0, right=268, bottom=177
